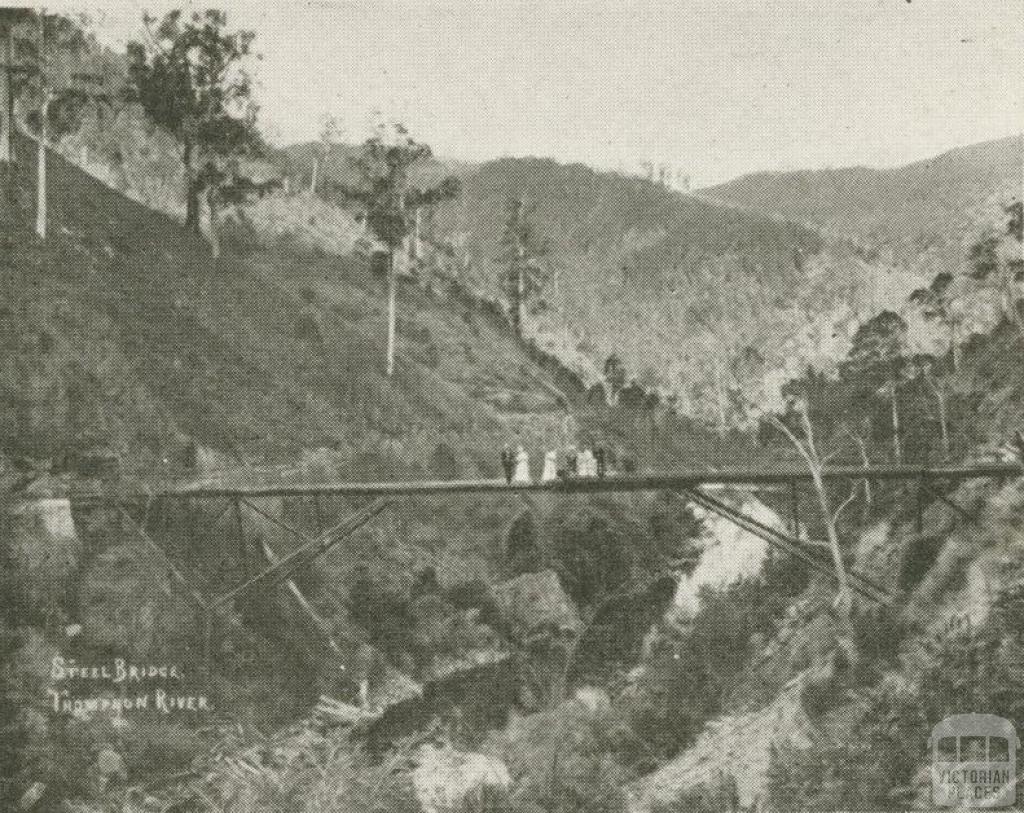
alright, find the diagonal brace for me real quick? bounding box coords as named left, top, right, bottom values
left=681, top=487, right=894, bottom=605
left=213, top=497, right=392, bottom=607
left=259, top=536, right=346, bottom=657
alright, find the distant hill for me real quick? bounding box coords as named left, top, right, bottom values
left=701, top=135, right=1022, bottom=261
left=274, top=140, right=471, bottom=196
left=434, top=156, right=823, bottom=289
left=425, top=157, right=897, bottom=425
left=418, top=140, right=1020, bottom=425
left=265, top=148, right=841, bottom=415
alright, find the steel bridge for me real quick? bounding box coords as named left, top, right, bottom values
left=70, top=461, right=1023, bottom=502
left=60, top=460, right=1021, bottom=672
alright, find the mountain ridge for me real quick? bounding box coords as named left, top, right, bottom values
left=699, top=133, right=1022, bottom=259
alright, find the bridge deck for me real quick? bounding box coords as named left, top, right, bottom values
left=68, top=462, right=1021, bottom=503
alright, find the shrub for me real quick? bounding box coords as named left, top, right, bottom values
left=649, top=775, right=740, bottom=813
left=447, top=579, right=503, bottom=629
left=429, top=442, right=460, bottom=479
left=624, top=576, right=794, bottom=760
left=551, top=512, right=631, bottom=609
left=487, top=702, right=635, bottom=813
left=850, top=605, right=914, bottom=678
left=766, top=680, right=928, bottom=811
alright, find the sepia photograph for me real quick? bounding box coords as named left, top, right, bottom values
left=0, top=1, right=1022, bottom=810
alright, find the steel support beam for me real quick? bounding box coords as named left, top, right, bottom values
left=680, top=487, right=894, bottom=605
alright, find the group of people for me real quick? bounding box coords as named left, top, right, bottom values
left=500, top=444, right=609, bottom=484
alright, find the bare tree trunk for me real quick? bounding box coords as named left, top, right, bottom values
left=773, top=412, right=854, bottom=625
left=713, top=358, right=728, bottom=438
left=929, top=374, right=951, bottom=460
left=807, top=468, right=851, bottom=620
left=310, top=155, right=318, bottom=194
left=937, top=387, right=950, bottom=460
left=35, top=97, right=48, bottom=239
left=515, top=263, right=524, bottom=336
left=412, top=206, right=420, bottom=261
left=207, top=185, right=220, bottom=260
left=386, top=249, right=397, bottom=376
left=183, top=143, right=201, bottom=233
left=851, top=431, right=872, bottom=520
left=949, top=321, right=961, bottom=372
left=889, top=381, right=902, bottom=463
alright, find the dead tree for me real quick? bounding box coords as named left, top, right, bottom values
left=771, top=403, right=860, bottom=627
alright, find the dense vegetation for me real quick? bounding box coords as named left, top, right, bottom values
left=1, top=8, right=1022, bottom=813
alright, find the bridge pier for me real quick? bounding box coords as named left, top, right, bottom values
left=233, top=498, right=249, bottom=578
left=314, top=495, right=325, bottom=536
left=916, top=473, right=926, bottom=533
left=789, top=480, right=800, bottom=541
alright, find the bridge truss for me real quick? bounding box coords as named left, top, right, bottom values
left=63, top=461, right=1020, bottom=670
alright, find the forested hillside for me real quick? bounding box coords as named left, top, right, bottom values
left=424, top=157, right=917, bottom=428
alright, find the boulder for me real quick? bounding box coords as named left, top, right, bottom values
left=574, top=686, right=612, bottom=712
left=5, top=497, right=82, bottom=617
left=489, top=569, right=582, bottom=642
left=412, top=744, right=510, bottom=813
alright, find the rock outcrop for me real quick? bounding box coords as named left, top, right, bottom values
left=5, top=496, right=82, bottom=619
left=412, top=744, right=511, bottom=813
left=489, top=569, right=582, bottom=643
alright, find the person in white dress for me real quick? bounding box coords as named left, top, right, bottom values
left=579, top=448, right=597, bottom=477
left=541, top=449, right=558, bottom=482
left=513, top=445, right=531, bottom=483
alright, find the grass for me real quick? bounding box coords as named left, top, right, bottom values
left=0, top=132, right=569, bottom=477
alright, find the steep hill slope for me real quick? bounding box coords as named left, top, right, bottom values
left=0, top=132, right=568, bottom=481
left=701, top=134, right=1022, bottom=261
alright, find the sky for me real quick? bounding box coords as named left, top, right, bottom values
left=60, top=0, right=1024, bottom=186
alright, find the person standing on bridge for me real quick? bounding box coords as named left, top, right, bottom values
left=579, top=447, right=597, bottom=477
left=595, top=446, right=607, bottom=479
left=501, top=444, right=515, bottom=484
left=563, top=446, right=578, bottom=479
left=514, top=445, right=531, bottom=483
left=542, top=449, right=558, bottom=482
